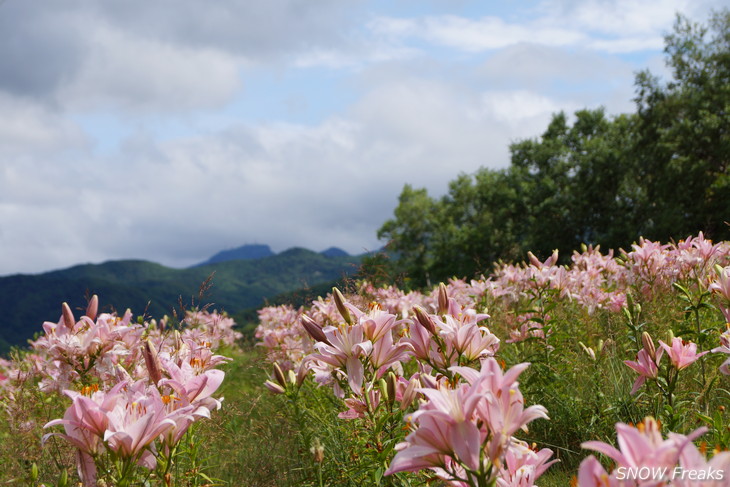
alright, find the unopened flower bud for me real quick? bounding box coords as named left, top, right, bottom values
left=641, top=332, right=656, bottom=361
left=332, top=287, right=352, bottom=325
left=61, top=302, right=75, bottom=329
left=579, top=342, right=596, bottom=361
left=143, top=339, right=163, bottom=386
left=301, top=315, right=330, bottom=344
left=30, top=462, right=38, bottom=482
left=413, top=306, right=437, bottom=335
left=264, top=380, right=285, bottom=394
left=379, top=378, right=389, bottom=403
left=287, top=369, right=297, bottom=386
left=438, top=283, right=449, bottom=315
left=386, top=372, right=397, bottom=406
left=667, top=329, right=675, bottom=342
left=273, top=362, right=287, bottom=388
left=86, top=295, right=99, bottom=321
left=400, top=376, right=419, bottom=410
left=58, top=469, right=68, bottom=487
left=174, top=330, right=182, bottom=352
left=296, top=360, right=310, bottom=386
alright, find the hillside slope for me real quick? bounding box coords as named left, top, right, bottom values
left=0, top=249, right=360, bottom=353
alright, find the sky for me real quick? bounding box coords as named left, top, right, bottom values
left=0, top=0, right=725, bottom=276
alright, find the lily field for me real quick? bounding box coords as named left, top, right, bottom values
left=1, top=233, right=730, bottom=486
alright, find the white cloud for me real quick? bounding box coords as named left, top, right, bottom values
left=478, top=90, right=574, bottom=129
left=370, top=15, right=585, bottom=51
left=1, top=0, right=726, bottom=276
left=58, top=23, right=242, bottom=112
left=0, top=94, right=88, bottom=155
left=367, top=0, right=725, bottom=55
left=537, top=0, right=696, bottom=36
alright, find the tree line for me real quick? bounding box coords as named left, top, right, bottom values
left=375, top=11, right=730, bottom=287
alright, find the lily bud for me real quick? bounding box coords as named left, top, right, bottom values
left=273, top=362, right=287, bottom=388
left=386, top=372, right=397, bottom=406
left=86, top=295, right=99, bottom=321
left=287, top=369, right=297, bottom=386
left=58, top=468, right=68, bottom=487
left=438, top=283, right=449, bottom=315
left=578, top=342, right=596, bottom=361
left=174, top=330, right=182, bottom=352
left=332, top=287, right=352, bottom=325
left=61, top=302, right=75, bottom=329
left=413, top=306, right=437, bottom=335
left=379, top=378, right=389, bottom=403
left=301, top=315, right=330, bottom=345
left=527, top=251, right=542, bottom=268
left=143, top=339, right=163, bottom=386
left=400, top=375, right=419, bottom=410
left=641, top=332, right=656, bottom=361
left=296, top=360, right=309, bottom=386
left=667, top=329, right=675, bottom=342
left=264, top=380, right=285, bottom=394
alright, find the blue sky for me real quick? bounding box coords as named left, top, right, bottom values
left=0, top=0, right=725, bottom=275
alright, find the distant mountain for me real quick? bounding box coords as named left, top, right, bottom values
left=0, top=249, right=360, bottom=354
left=196, top=244, right=275, bottom=266
left=320, top=247, right=349, bottom=258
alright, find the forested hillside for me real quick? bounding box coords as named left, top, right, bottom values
left=0, top=248, right=359, bottom=352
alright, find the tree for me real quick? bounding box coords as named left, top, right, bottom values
left=378, top=185, right=439, bottom=287
left=378, top=10, right=730, bottom=286
left=633, top=10, right=730, bottom=241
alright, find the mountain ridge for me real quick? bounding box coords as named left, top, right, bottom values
left=0, top=246, right=361, bottom=354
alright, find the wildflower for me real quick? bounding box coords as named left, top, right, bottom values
left=582, top=417, right=706, bottom=473
left=658, top=337, right=708, bottom=371
left=624, top=348, right=662, bottom=394
left=709, top=266, right=730, bottom=302
left=311, top=323, right=372, bottom=394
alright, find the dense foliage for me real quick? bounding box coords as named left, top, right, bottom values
left=378, top=11, right=730, bottom=287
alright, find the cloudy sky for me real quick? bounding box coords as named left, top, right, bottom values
left=0, top=0, right=723, bottom=275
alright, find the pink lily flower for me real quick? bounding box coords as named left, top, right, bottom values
left=582, top=417, right=707, bottom=475
left=369, top=331, right=413, bottom=370
left=385, top=414, right=483, bottom=475
left=624, top=348, right=663, bottom=394
left=103, top=387, right=179, bottom=469
left=434, top=298, right=490, bottom=341
left=452, top=323, right=500, bottom=361
left=709, top=266, right=730, bottom=302
left=576, top=455, right=618, bottom=487
left=671, top=433, right=730, bottom=487
left=43, top=383, right=127, bottom=486
left=338, top=389, right=380, bottom=419
left=346, top=303, right=404, bottom=343
left=497, top=440, right=558, bottom=487
left=658, top=337, right=708, bottom=371
left=158, top=358, right=225, bottom=412
left=311, top=323, right=373, bottom=394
